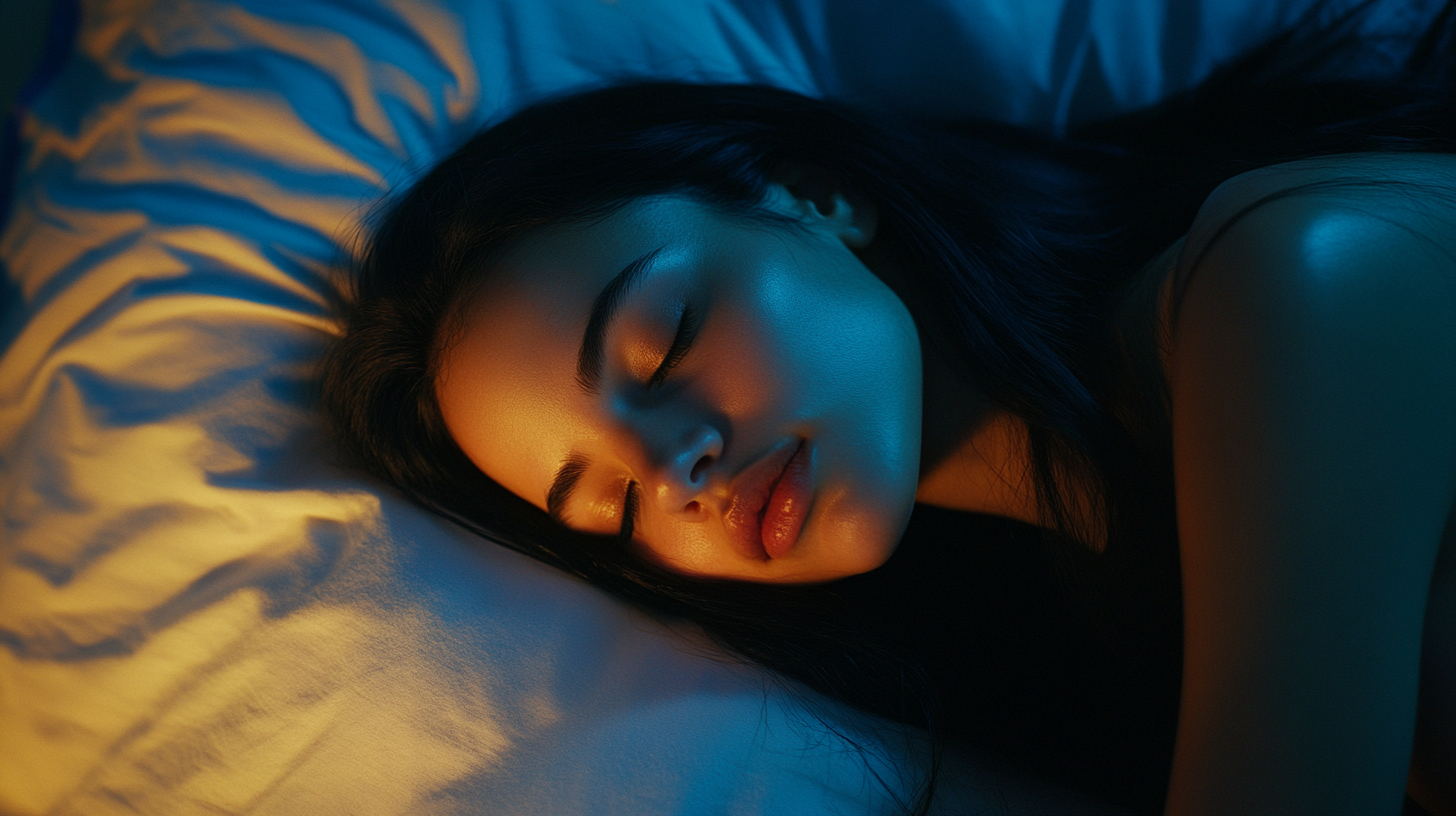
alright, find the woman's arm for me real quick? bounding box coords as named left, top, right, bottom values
left=1164, top=170, right=1456, bottom=815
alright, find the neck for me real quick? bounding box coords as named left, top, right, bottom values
left=916, top=409, right=1041, bottom=528
left=914, top=349, right=1042, bottom=527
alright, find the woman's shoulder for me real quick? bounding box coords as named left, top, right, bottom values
left=1158, top=152, right=1456, bottom=815
left=1156, top=152, right=1456, bottom=358
left=1185, top=152, right=1456, bottom=268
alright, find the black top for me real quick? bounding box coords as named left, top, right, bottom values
left=842, top=504, right=1184, bottom=814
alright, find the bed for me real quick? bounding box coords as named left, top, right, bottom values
left=0, top=0, right=1373, bottom=813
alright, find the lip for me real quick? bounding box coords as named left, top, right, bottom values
left=760, top=439, right=811, bottom=559
left=723, top=438, right=807, bottom=561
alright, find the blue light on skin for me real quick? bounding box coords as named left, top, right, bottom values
left=434, top=169, right=1040, bottom=583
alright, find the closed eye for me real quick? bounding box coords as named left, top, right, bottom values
left=618, top=480, right=640, bottom=541
left=646, top=304, right=700, bottom=389
left=615, top=305, right=695, bottom=540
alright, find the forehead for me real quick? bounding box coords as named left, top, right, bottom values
left=433, top=196, right=711, bottom=507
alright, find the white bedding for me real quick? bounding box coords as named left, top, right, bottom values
left=0, top=0, right=1334, bottom=813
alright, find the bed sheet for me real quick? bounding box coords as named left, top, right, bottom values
left=0, top=0, right=1354, bottom=813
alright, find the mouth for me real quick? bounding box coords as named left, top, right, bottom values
left=723, top=438, right=811, bottom=561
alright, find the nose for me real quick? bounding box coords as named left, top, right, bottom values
left=643, top=424, right=722, bottom=520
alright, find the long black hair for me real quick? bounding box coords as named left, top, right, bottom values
left=320, top=1, right=1456, bottom=812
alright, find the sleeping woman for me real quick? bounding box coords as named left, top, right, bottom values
left=320, top=1, right=1456, bottom=813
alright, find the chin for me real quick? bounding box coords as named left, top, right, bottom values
left=799, top=491, right=910, bottom=581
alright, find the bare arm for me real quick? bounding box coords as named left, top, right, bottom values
left=1164, top=172, right=1456, bottom=815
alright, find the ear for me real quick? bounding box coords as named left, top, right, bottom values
left=766, top=162, right=878, bottom=249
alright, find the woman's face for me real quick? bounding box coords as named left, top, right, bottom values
left=435, top=182, right=923, bottom=583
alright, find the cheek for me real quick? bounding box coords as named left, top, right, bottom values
left=697, top=264, right=925, bottom=448
left=705, top=342, right=786, bottom=418
left=636, top=520, right=720, bottom=574
left=775, top=276, right=922, bottom=426
left=681, top=301, right=793, bottom=418
left=787, top=275, right=923, bottom=567
left=722, top=274, right=906, bottom=395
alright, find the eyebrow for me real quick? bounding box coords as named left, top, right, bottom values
left=575, top=246, right=666, bottom=395
left=546, top=452, right=590, bottom=526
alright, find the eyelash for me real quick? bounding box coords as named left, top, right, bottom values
left=618, top=480, right=640, bottom=541
left=646, top=303, right=700, bottom=390
left=620, top=304, right=699, bottom=539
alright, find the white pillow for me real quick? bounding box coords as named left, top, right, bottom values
left=0, top=0, right=1318, bottom=813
